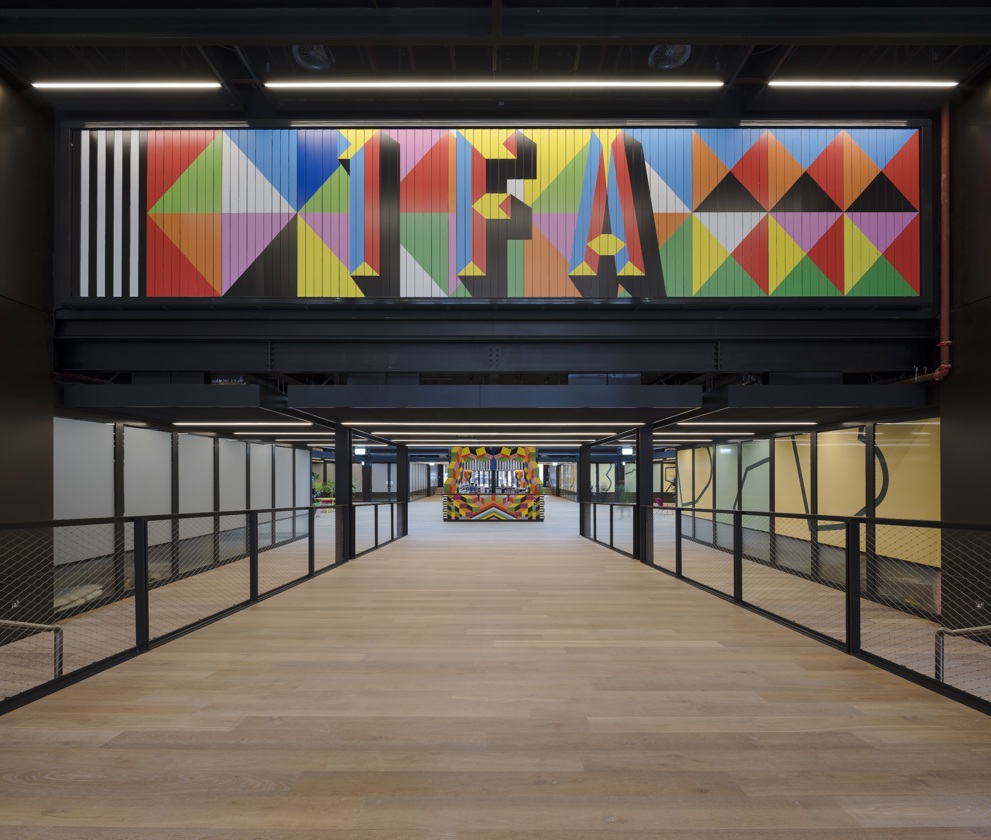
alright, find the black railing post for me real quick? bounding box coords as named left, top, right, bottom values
left=609, top=504, right=614, bottom=549
left=374, top=504, right=380, bottom=548
left=675, top=508, right=683, bottom=578
left=845, top=518, right=861, bottom=656
left=248, top=511, right=259, bottom=603
left=307, top=506, right=316, bottom=577
left=733, top=510, right=743, bottom=604
left=391, top=502, right=395, bottom=541
left=133, top=517, right=150, bottom=652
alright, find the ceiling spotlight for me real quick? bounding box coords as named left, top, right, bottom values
left=648, top=44, right=692, bottom=71
left=292, top=44, right=335, bottom=72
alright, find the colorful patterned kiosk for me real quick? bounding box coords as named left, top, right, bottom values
left=444, top=446, right=544, bottom=521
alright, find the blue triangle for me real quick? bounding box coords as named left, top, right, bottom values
left=226, top=129, right=299, bottom=210
left=695, top=128, right=766, bottom=170
left=772, top=128, right=841, bottom=169
left=843, top=128, right=917, bottom=169
left=625, top=128, right=694, bottom=210
left=297, top=129, right=343, bottom=210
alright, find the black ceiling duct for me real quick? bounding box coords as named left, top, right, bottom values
left=292, top=44, right=335, bottom=72
left=648, top=44, right=692, bottom=71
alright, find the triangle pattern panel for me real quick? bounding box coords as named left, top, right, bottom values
left=226, top=129, right=299, bottom=210
left=844, top=128, right=918, bottom=170
left=772, top=128, right=840, bottom=170
left=806, top=215, right=846, bottom=294
left=522, top=128, right=591, bottom=209
left=846, top=255, right=917, bottom=297
left=843, top=214, right=882, bottom=294
left=692, top=132, right=729, bottom=210
left=845, top=171, right=917, bottom=213
left=297, top=128, right=343, bottom=210
left=151, top=213, right=223, bottom=293
left=400, top=130, right=456, bottom=213
left=654, top=212, right=691, bottom=250
left=696, top=128, right=767, bottom=171
left=766, top=215, right=806, bottom=295
left=296, top=215, right=363, bottom=298
left=846, top=212, right=917, bottom=254
left=694, top=173, right=765, bottom=212
left=626, top=128, right=695, bottom=210
left=400, top=245, right=448, bottom=297
left=806, top=132, right=850, bottom=211
left=531, top=142, right=590, bottom=213
left=882, top=130, right=920, bottom=210
left=299, top=212, right=350, bottom=269
left=691, top=215, right=731, bottom=294
left=840, top=131, right=881, bottom=209
left=222, top=213, right=292, bottom=293
left=524, top=222, right=581, bottom=297
left=732, top=215, right=770, bottom=294
left=394, top=128, right=452, bottom=180
left=694, top=212, right=765, bottom=256
left=658, top=216, right=693, bottom=297
left=533, top=213, right=579, bottom=263
left=400, top=213, right=450, bottom=291
left=150, top=134, right=223, bottom=214
left=771, top=212, right=841, bottom=253
left=222, top=133, right=295, bottom=215
left=146, top=215, right=216, bottom=297
left=227, top=215, right=299, bottom=297
left=731, top=131, right=771, bottom=209
left=300, top=166, right=350, bottom=214
left=772, top=256, right=842, bottom=297
left=883, top=214, right=921, bottom=294
left=772, top=172, right=841, bottom=213
left=644, top=163, right=690, bottom=215
left=696, top=255, right=764, bottom=298
left=146, top=129, right=220, bottom=211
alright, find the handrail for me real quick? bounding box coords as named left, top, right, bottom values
left=934, top=624, right=991, bottom=683
left=0, top=620, right=63, bottom=679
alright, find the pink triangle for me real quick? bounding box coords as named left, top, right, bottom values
left=533, top=213, right=578, bottom=260
left=770, top=212, right=841, bottom=253
left=846, top=212, right=917, bottom=254
left=299, top=212, right=350, bottom=268
left=381, top=128, right=452, bottom=181
left=222, top=213, right=292, bottom=292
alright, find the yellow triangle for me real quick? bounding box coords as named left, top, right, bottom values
left=522, top=128, right=592, bottom=206
left=618, top=262, right=645, bottom=277
left=459, top=128, right=517, bottom=159
left=459, top=261, right=485, bottom=277
left=352, top=261, right=378, bottom=277
left=589, top=233, right=624, bottom=256
left=570, top=261, right=597, bottom=276
left=338, top=129, right=380, bottom=160
left=297, top=217, right=365, bottom=298
left=767, top=216, right=806, bottom=294
left=691, top=216, right=731, bottom=294
left=473, top=193, right=511, bottom=220
left=843, top=214, right=882, bottom=293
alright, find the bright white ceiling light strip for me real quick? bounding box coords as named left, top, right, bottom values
left=235, top=431, right=331, bottom=436
left=267, top=79, right=723, bottom=91
left=350, top=422, right=626, bottom=427
left=371, top=431, right=614, bottom=437
left=33, top=81, right=223, bottom=90
left=174, top=421, right=312, bottom=427
left=769, top=80, right=957, bottom=89
left=654, top=431, right=752, bottom=437
left=678, top=422, right=816, bottom=427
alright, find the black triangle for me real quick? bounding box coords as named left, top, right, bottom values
left=772, top=172, right=841, bottom=213
left=227, top=217, right=298, bottom=297
left=694, top=172, right=764, bottom=212
left=846, top=171, right=916, bottom=213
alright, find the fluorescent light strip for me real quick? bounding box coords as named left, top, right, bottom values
left=33, top=81, right=223, bottom=90
left=678, top=422, right=816, bottom=427
left=267, top=79, right=723, bottom=91
left=235, top=431, right=331, bottom=436
left=769, top=80, right=957, bottom=89
left=654, top=431, right=751, bottom=437
left=653, top=439, right=713, bottom=444
left=372, top=432, right=614, bottom=437
left=175, top=421, right=312, bottom=427
left=351, top=422, right=626, bottom=427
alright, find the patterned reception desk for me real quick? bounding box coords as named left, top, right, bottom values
left=443, top=446, right=544, bottom=521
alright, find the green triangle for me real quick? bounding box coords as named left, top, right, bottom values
left=150, top=135, right=223, bottom=214
left=697, top=255, right=764, bottom=297
left=400, top=213, right=449, bottom=290
left=451, top=282, right=472, bottom=298
left=617, top=287, right=632, bottom=298
left=658, top=217, right=693, bottom=297
left=847, top=255, right=917, bottom=297
left=532, top=145, right=590, bottom=213
left=773, top=256, right=842, bottom=297
left=300, top=166, right=350, bottom=214
left=507, top=240, right=525, bottom=298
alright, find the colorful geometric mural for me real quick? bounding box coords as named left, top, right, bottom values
left=76, top=126, right=922, bottom=299
left=443, top=446, right=544, bottom=521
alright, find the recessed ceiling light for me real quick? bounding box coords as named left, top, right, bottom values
left=266, top=79, right=723, bottom=91
left=769, top=80, right=957, bottom=89
left=33, top=81, right=223, bottom=90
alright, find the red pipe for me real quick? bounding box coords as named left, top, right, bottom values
left=904, top=101, right=952, bottom=383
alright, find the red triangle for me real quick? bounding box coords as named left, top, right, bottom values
left=731, top=131, right=771, bottom=210
left=503, top=130, right=518, bottom=156
left=883, top=214, right=920, bottom=293
left=806, top=216, right=845, bottom=293
left=400, top=132, right=455, bottom=212
left=146, top=216, right=217, bottom=297
left=883, top=131, right=920, bottom=211
left=146, top=129, right=219, bottom=211
left=732, top=215, right=769, bottom=293
left=807, top=133, right=847, bottom=211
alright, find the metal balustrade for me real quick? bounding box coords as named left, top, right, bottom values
left=0, top=502, right=403, bottom=711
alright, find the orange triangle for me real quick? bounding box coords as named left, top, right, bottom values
left=146, top=216, right=216, bottom=297
left=654, top=212, right=691, bottom=248
left=400, top=132, right=455, bottom=212
left=693, top=131, right=729, bottom=210
left=883, top=131, right=920, bottom=210
left=524, top=222, right=580, bottom=297
left=151, top=213, right=223, bottom=292
left=807, top=133, right=847, bottom=211
left=765, top=132, right=805, bottom=210
left=731, top=131, right=771, bottom=209
left=841, top=131, right=881, bottom=210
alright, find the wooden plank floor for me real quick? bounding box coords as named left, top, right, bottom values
left=2, top=496, right=991, bottom=839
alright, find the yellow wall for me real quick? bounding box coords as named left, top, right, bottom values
left=773, top=435, right=811, bottom=515
left=677, top=449, right=693, bottom=506
left=694, top=447, right=714, bottom=520
left=817, top=427, right=866, bottom=548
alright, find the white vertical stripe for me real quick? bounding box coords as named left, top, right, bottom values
left=130, top=130, right=140, bottom=297
left=112, top=129, right=123, bottom=297
left=95, top=130, right=106, bottom=297
left=79, top=131, right=90, bottom=296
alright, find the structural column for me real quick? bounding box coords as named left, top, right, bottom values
left=578, top=444, right=592, bottom=537
left=635, top=424, right=654, bottom=563
left=396, top=444, right=409, bottom=537
left=334, top=425, right=354, bottom=563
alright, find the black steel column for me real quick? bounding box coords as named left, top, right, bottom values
left=335, top=426, right=354, bottom=563
left=635, top=424, right=654, bottom=564
left=845, top=518, right=862, bottom=656
left=133, top=517, right=149, bottom=651
left=810, top=432, right=821, bottom=581
left=113, top=422, right=126, bottom=599
left=578, top=444, right=592, bottom=537
left=396, top=444, right=409, bottom=537
left=170, top=432, right=180, bottom=578
left=864, top=423, right=878, bottom=599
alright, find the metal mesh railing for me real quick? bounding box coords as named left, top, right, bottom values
left=257, top=510, right=310, bottom=595
left=313, top=505, right=338, bottom=571
left=650, top=506, right=676, bottom=572
left=679, top=511, right=733, bottom=596
left=584, top=504, right=636, bottom=556
left=1, top=521, right=136, bottom=700
left=354, top=503, right=397, bottom=556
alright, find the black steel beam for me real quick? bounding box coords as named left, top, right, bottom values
left=724, top=384, right=927, bottom=409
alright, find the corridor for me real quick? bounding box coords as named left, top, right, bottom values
left=1, top=496, right=990, bottom=838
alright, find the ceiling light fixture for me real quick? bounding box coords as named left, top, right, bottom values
left=349, top=422, right=628, bottom=427
left=677, top=422, right=815, bottom=427
left=266, top=79, right=723, bottom=91
left=174, top=421, right=312, bottom=427
left=33, top=81, right=223, bottom=90
left=769, top=80, right=957, bottom=89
